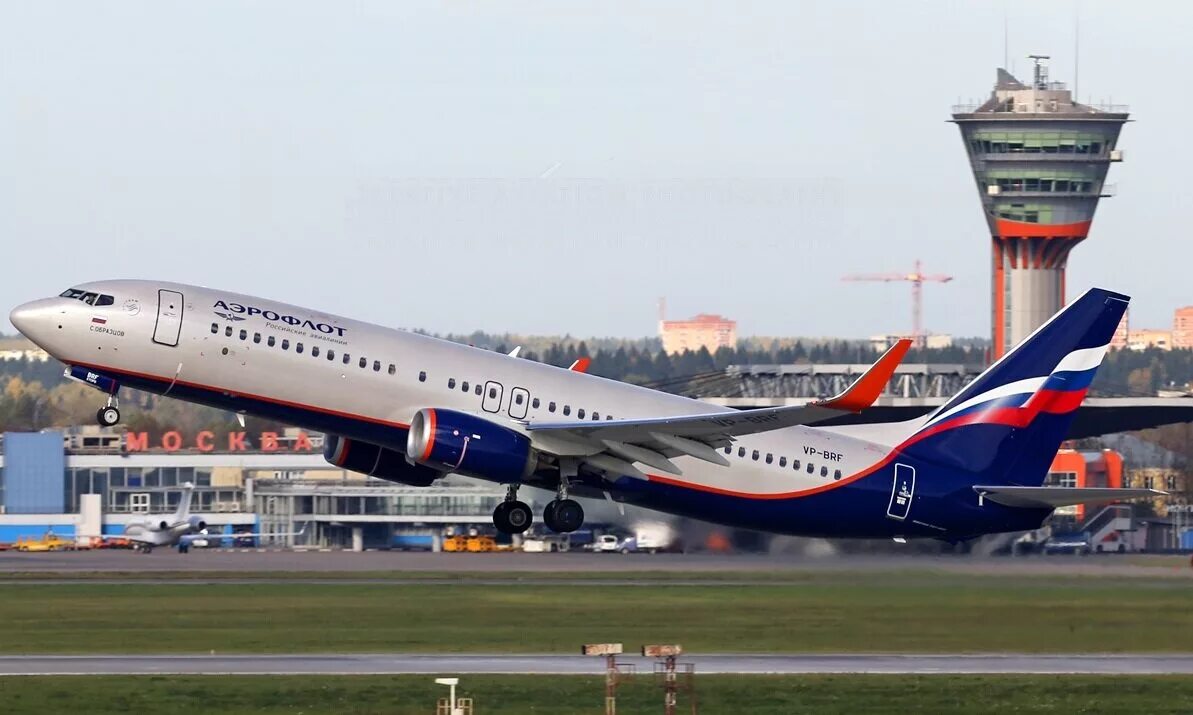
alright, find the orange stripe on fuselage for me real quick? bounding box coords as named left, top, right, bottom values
left=420, top=409, right=437, bottom=462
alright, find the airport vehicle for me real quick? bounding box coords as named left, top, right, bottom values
left=523, top=534, right=571, bottom=553
left=14, top=533, right=75, bottom=552
left=10, top=282, right=1165, bottom=542
left=592, top=534, right=626, bottom=553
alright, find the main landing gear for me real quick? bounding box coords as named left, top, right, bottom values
left=542, top=465, right=584, bottom=534
left=493, top=485, right=533, bottom=535
left=96, top=395, right=120, bottom=427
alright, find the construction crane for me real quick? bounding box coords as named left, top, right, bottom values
left=842, top=260, right=954, bottom=348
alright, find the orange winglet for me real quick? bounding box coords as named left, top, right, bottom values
left=569, top=357, right=591, bottom=373
left=817, top=339, right=912, bottom=412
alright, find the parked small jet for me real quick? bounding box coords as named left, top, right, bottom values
left=10, top=281, right=1162, bottom=542
left=93, top=482, right=297, bottom=553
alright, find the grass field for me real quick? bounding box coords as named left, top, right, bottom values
left=0, top=571, right=1189, bottom=654
left=3, top=674, right=1193, bottom=714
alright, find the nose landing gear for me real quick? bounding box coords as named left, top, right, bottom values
left=96, top=396, right=120, bottom=427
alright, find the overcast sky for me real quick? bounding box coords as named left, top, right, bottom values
left=2, top=1, right=1188, bottom=339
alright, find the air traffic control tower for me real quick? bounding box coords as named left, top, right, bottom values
left=952, top=56, right=1128, bottom=358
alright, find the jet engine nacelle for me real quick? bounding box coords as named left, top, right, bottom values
left=406, top=408, right=535, bottom=483
left=187, top=515, right=207, bottom=532
left=157, top=520, right=170, bottom=531
left=323, top=435, right=440, bottom=487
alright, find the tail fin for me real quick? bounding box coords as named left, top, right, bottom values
left=902, top=288, right=1128, bottom=486
left=173, top=482, right=196, bottom=522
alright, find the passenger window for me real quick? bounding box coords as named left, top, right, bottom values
left=475, top=384, right=483, bottom=396
left=752, top=450, right=760, bottom=461
left=723, top=446, right=731, bottom=454
left=834, top=469, right=842, bottom=481
left=765, top=453, right=773, bottom=464
left=489, top=387, right=498, bottom=399
left=95, top=295, right=114, bottom=306
left=210, top=323, right=218, bottom=334
left=592, top=412, right=599, bottom=420
left=606, top=415, right=613, bottom=420
left=531, top=397, right=540, bottom=408
left=463, top=381, right=471, bottom=392
left=388, top=364, right=396, bottom=375
left=342, top=353, right=350, bottom=364
left=312, top=346, right=320, bottom=358
left=448, top=378, right=457, bottom=389
left=563, top=405, right=571, bottom=416
left=420, top=371, right=427, bottom=382
left=793, top=459, right=800, bottom=470
left=239, top=329, right=247, bottom=340
left=373, top=360, right=381, bottom=372
left=225, top=326, right=233, bottom=337
left=282, top=339, right=290, bottom=350
left=327, top=350, right=335, bottom=361
left=253, top=333, right=261, bottom=344
left=779, top=456, right=787, bottom=467
left=296, top=343, right=304, bottom=354
left=515, top=393, right=524, bottom=405
left=820, top=466, right=828, bottom=477
left=268, top=336, right=276, bottom=347
left=806, top=463, right=814, bottom=474
left=577, top=409, right=586, bottom=419
left=549, top=401, right=556, bottom=413
left=738, top=447, right=746, bottom=458
left=359, top=357, right=367, bottom=368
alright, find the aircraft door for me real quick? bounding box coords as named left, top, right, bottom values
left=508, top=387, right=530, bottom=419
left=886, top=463, right=915, bottom=521
left=152, top=289, right=184, bottom=347
left=482, top=381, right=503, bottom=413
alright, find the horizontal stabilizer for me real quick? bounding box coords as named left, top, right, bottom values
left=973, top=486, right=1166, bottom=509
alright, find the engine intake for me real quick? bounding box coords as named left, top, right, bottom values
left=407, top=408, right=534, bottom=483
left=324, top=435, right=440, bottom=487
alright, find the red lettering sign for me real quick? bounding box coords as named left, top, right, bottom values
left=260, top=432, right=278, bottom=452
left=125, top=432, right=149, bottom=451
left=196, top=431, right=214, bottom=452
left=293, top=431, right=313, bottom=452
left=227, top=431, right=247, bottom=451
left=161, top=431, right=182, bottom=451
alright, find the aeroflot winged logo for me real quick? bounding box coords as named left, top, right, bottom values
left=212, top=300, right=348, bottom=337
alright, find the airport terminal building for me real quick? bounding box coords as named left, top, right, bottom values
left=0, top=428, right=522, bottom=550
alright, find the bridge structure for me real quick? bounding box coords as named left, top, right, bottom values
left=680, top=363, right=1193, bottom=439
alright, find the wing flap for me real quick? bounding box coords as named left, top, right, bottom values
left=974, top=486, right=1166, bottom=509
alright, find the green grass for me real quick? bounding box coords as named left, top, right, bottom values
left=0, top=572, right=1189, bottom=654
left=3, top=675, right=1193, bottom=714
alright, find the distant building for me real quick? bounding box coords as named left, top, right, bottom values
left=1048, top=448, right=1124, bottom=521
left=869, top=334, right=953, bottom=352
left=659, top=314, right=736, bottom=355
left=1173, top=306, right=1193, bottom=349
left=1127, top=328, right=1172, bottom=351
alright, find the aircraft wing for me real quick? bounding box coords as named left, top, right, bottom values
left=973, top=486, right=1167, bottom=509
left=524, top=340, right=910, bottom=475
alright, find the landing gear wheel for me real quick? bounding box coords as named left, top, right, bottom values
left=543, top=499, right=584, bottom=533
left=97, top=406, right=120, bottom=427
left=493, top=500, right=533, bottom=534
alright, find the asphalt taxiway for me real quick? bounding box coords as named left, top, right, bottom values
left=2, top=653, right=1192, bottom=676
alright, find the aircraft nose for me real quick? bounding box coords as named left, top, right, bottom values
left=9, top=299, right=58, bottom=340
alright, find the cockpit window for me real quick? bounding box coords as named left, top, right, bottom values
left=60, top=288, right=115, bottom=306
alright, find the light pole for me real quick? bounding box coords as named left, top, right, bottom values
left=434, top=677, right=460, bottom=715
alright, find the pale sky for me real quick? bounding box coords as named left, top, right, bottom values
left=2, top=1, right=1189, bottom=339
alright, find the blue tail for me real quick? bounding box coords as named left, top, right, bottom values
left=901, top=287, right=1128, bottom=487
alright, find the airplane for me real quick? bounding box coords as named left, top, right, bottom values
left=9, top=281, right=1164, bottom=542
left=87, top=481, right=299, bottom=553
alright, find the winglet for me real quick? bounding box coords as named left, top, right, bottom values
left=816, top=338, right=911, bottom=412
left=569, top=357, right=591, bottom=373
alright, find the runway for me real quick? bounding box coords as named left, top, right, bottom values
left=2, top=653, right=1192, bottom=675
left=1, top=550, right=1190, bottom=579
